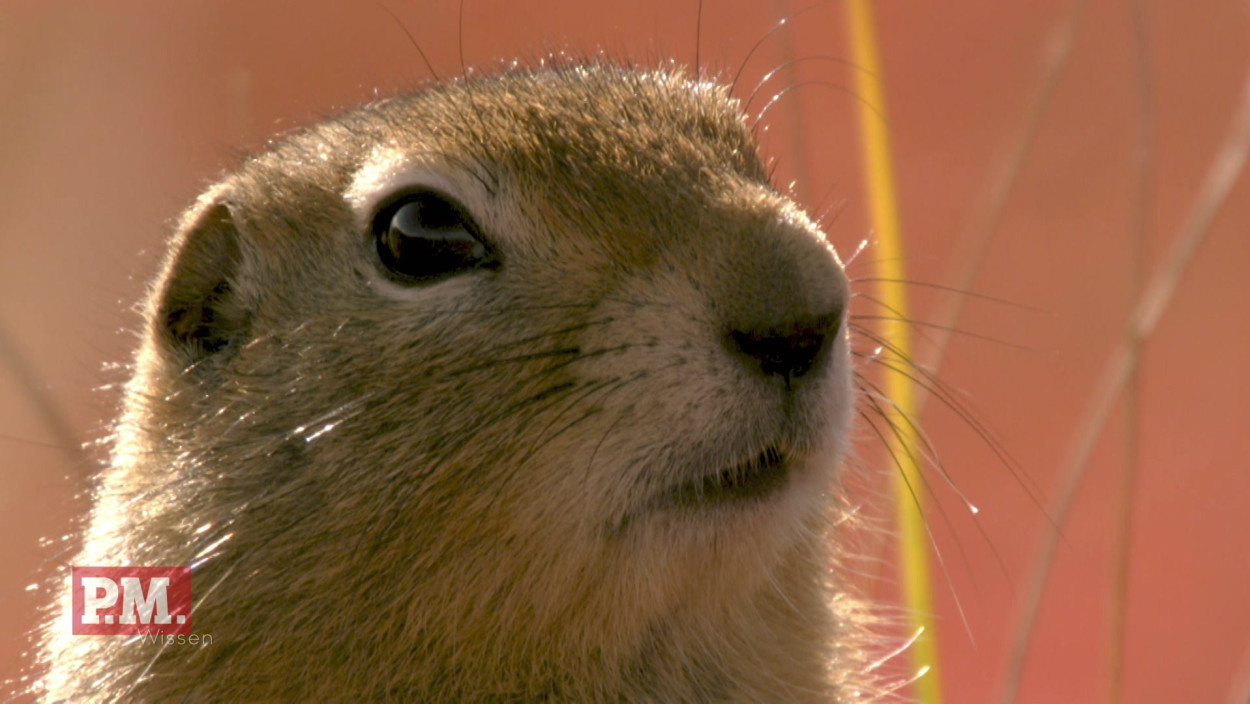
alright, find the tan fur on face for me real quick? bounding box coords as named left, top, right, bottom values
left=38, top=64, right=864, bottom=702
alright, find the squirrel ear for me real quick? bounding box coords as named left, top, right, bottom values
left=154, top=201, right=251, bottom=364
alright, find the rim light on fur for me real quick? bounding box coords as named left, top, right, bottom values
left=846, top=2, right=944, bottom=702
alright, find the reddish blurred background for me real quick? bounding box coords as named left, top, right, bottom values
left=2, top=1, right=1248, bottom=702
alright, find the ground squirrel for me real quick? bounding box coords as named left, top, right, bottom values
left=38, top=63, right=870, bottom=702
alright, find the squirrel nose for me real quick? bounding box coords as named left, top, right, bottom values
left=726, top=308, right=843, bottom=385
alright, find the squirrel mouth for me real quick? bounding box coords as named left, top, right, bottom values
left=667, top=446, right=791, bottom=508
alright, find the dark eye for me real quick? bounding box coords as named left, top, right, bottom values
left=373, top=190, right=496, bottom=283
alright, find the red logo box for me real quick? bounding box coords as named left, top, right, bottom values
left=71, top=566, right=192, bottom=635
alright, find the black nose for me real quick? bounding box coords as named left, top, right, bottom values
left=726, top=309, right=843, bottom=385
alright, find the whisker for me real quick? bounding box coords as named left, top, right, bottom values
left=457, top=0, right=468, bottom=78
left=855, top=385, right=1002, bottom=598
left=851, top=325, right=1020, bottom=463
left=857, top=377, right=1016, bottom=589
left=516, top=376, right=624, bottom=467
left=586, top=405, right=631, bottom=479
left=851, top=279, right=1043, bottom=312
left=493, top=371, right=648, bottom=512
left=850, top=314, right=1030, bottom=351
left=813, top=193, right=850, bottom=232
left=754, top=79, right=885, bottom=129
left=540, top=343, right=631, bottom=373
left=377, top=3, right=440, bottom=82
left=854, top=408, right=977, bottom=649
left=854, top=376, right=977, bottom=516
left=730, top=0, right=840, bottom=91
left=864, top=625, right=924, bottom=673
left=0, top=435, right=74, bottom=451
left=743, top=55, right=877, bottom=115
left=442, top=347, right=583, bottom=378
left=850, top=313, right=943, bottom=353
left=840, top=237, right=871, bottom=268
left=852, top=343, right=1049, bottom=517
left=693, top=0, right=704, bottom=77
left=470, top=317, right=616, bottom=356
left=861, top=663, right=932, bottom=704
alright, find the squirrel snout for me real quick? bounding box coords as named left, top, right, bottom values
left=714, top=219, right=849, bottom=387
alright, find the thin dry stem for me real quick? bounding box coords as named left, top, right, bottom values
left=914, top=0, right=1089, bottom=416
left=1227, top=639, right=1250, bottom=704
left=1000, top=55, right=1250, bottom=704
left=1107, top=1, right=1154, bottom=702
left=770, top=0, right=815, bottom=206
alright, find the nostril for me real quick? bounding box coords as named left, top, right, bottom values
left=726, top=309, right=843, bottom=384
left=729, top=328, right=823, bottom=379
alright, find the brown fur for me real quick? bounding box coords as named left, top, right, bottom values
left=38, top=64, right=866, bottom=702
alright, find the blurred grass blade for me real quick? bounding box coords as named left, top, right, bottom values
left=1001, top=54, right=1250, bottom=704
left=845, top=2, right=943, bottom=702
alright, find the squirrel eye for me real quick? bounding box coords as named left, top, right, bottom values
left=373, top=190, right=496, bottom=284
